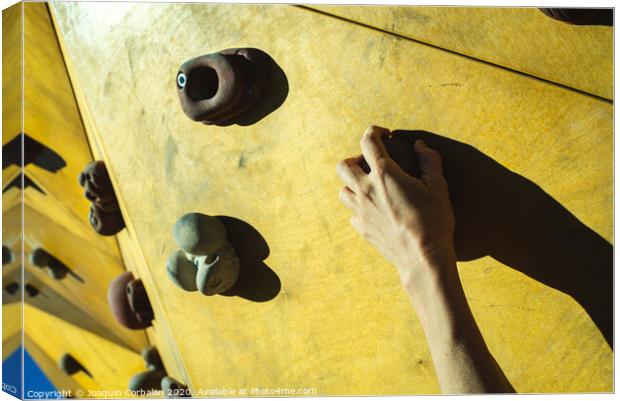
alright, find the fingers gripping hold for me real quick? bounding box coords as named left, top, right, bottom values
left=360, top=125, right=390, bottom=171
left=339, top=186, right=358, bottom=211
left=414, top=140, right=444, bottom=183
left=336, top=156, right=366, bottom=192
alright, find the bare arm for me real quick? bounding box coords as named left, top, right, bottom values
left=337, top=126, right=514, bottom=394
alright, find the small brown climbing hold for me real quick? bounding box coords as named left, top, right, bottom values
left=176, top=48, right=270, bottom=126
left=78, top=161, right=125, bottom=236
left=108, top=272, right=154, bottom=329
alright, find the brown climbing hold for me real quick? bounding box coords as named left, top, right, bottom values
left=176, top=48, right=270, bottom=126
left=78, top=161, right=125, bottom=236
left=108, top=272, right=154, bottom=329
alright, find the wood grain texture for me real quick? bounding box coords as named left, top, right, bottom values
left=310, top=6, right=613, bottom=100
left=51, top=3, right=612, bottom=394
left=24, top=303, right=146, bottom=394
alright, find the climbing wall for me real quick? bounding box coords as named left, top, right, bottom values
left=3, top=2, right=149, bottom=396
left=3, top=2, right=612, bottom=396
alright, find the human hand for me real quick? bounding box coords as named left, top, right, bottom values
left=337, top=126, right=456, bottom=283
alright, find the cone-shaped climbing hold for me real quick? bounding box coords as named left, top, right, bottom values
left=176, top=48, right=270, bottom=126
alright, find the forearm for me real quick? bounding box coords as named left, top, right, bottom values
left=398, top=244, right=515, bottom=394
left=337, top=126, right=514, bottom=393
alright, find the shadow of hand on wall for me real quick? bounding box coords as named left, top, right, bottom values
left=391, top=130, right=613, bottom=349
left=217, top=216, right=281, bottom=302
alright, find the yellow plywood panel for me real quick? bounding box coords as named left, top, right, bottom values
left=115, top=230, right=187, bottom=383
left=25, top=336, right=82, bottom=394
left=24, top=303, right=145, bottom=393
left=2, top=206, right=22, bottom=281
left=2, top=255, right=144, bottom=355
left=2, top=186, right=21, bottom=214
left=2, top=2, right=23, bottom=366
left=51, top=2, right=612, bottom=394
left=21, top=203, right=148, bottom=352
left=311, top=6, right=613, bottom=100
left=2, top=303, right=21, bottom=360
left=2, top=2, right=21, bottom=143
left=23, top=2, right=94, bottom=227
left=23, top=184, right=121, bottom=260
left=2, top=166, right=21, bottom=195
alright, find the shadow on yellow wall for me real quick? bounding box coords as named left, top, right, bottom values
left=391, top=129, right=612, bottom=348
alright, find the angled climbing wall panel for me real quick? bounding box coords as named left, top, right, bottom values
left=50, top=2, right=612, bottom=395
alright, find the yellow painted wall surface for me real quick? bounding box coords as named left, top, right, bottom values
left=24, top=336, right=83, bottom=394
left=2, top=304, right=21, bottom=360
left=2, top=2, right=22, bottom=367
left=23, top=201, right=147, bottom=352
left=2, top=2, right=21, bottom=143
left=24, top=304, right=146, bottom=393
left=23, top=3, right=114, bottom=239
left=51, top=3, right=612, bottom=394
left=311, top=6, right=613, bottom=100
left=14, top=2, right=149, bottom=354
left=2, top=3, right=151, bottom=394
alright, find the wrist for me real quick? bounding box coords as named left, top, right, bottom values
left=396, top=236, right=461, bottom=315
left=395, top=231, right=457, bottom=286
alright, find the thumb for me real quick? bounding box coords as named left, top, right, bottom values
left=414, top=139, right=444, bottom=182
